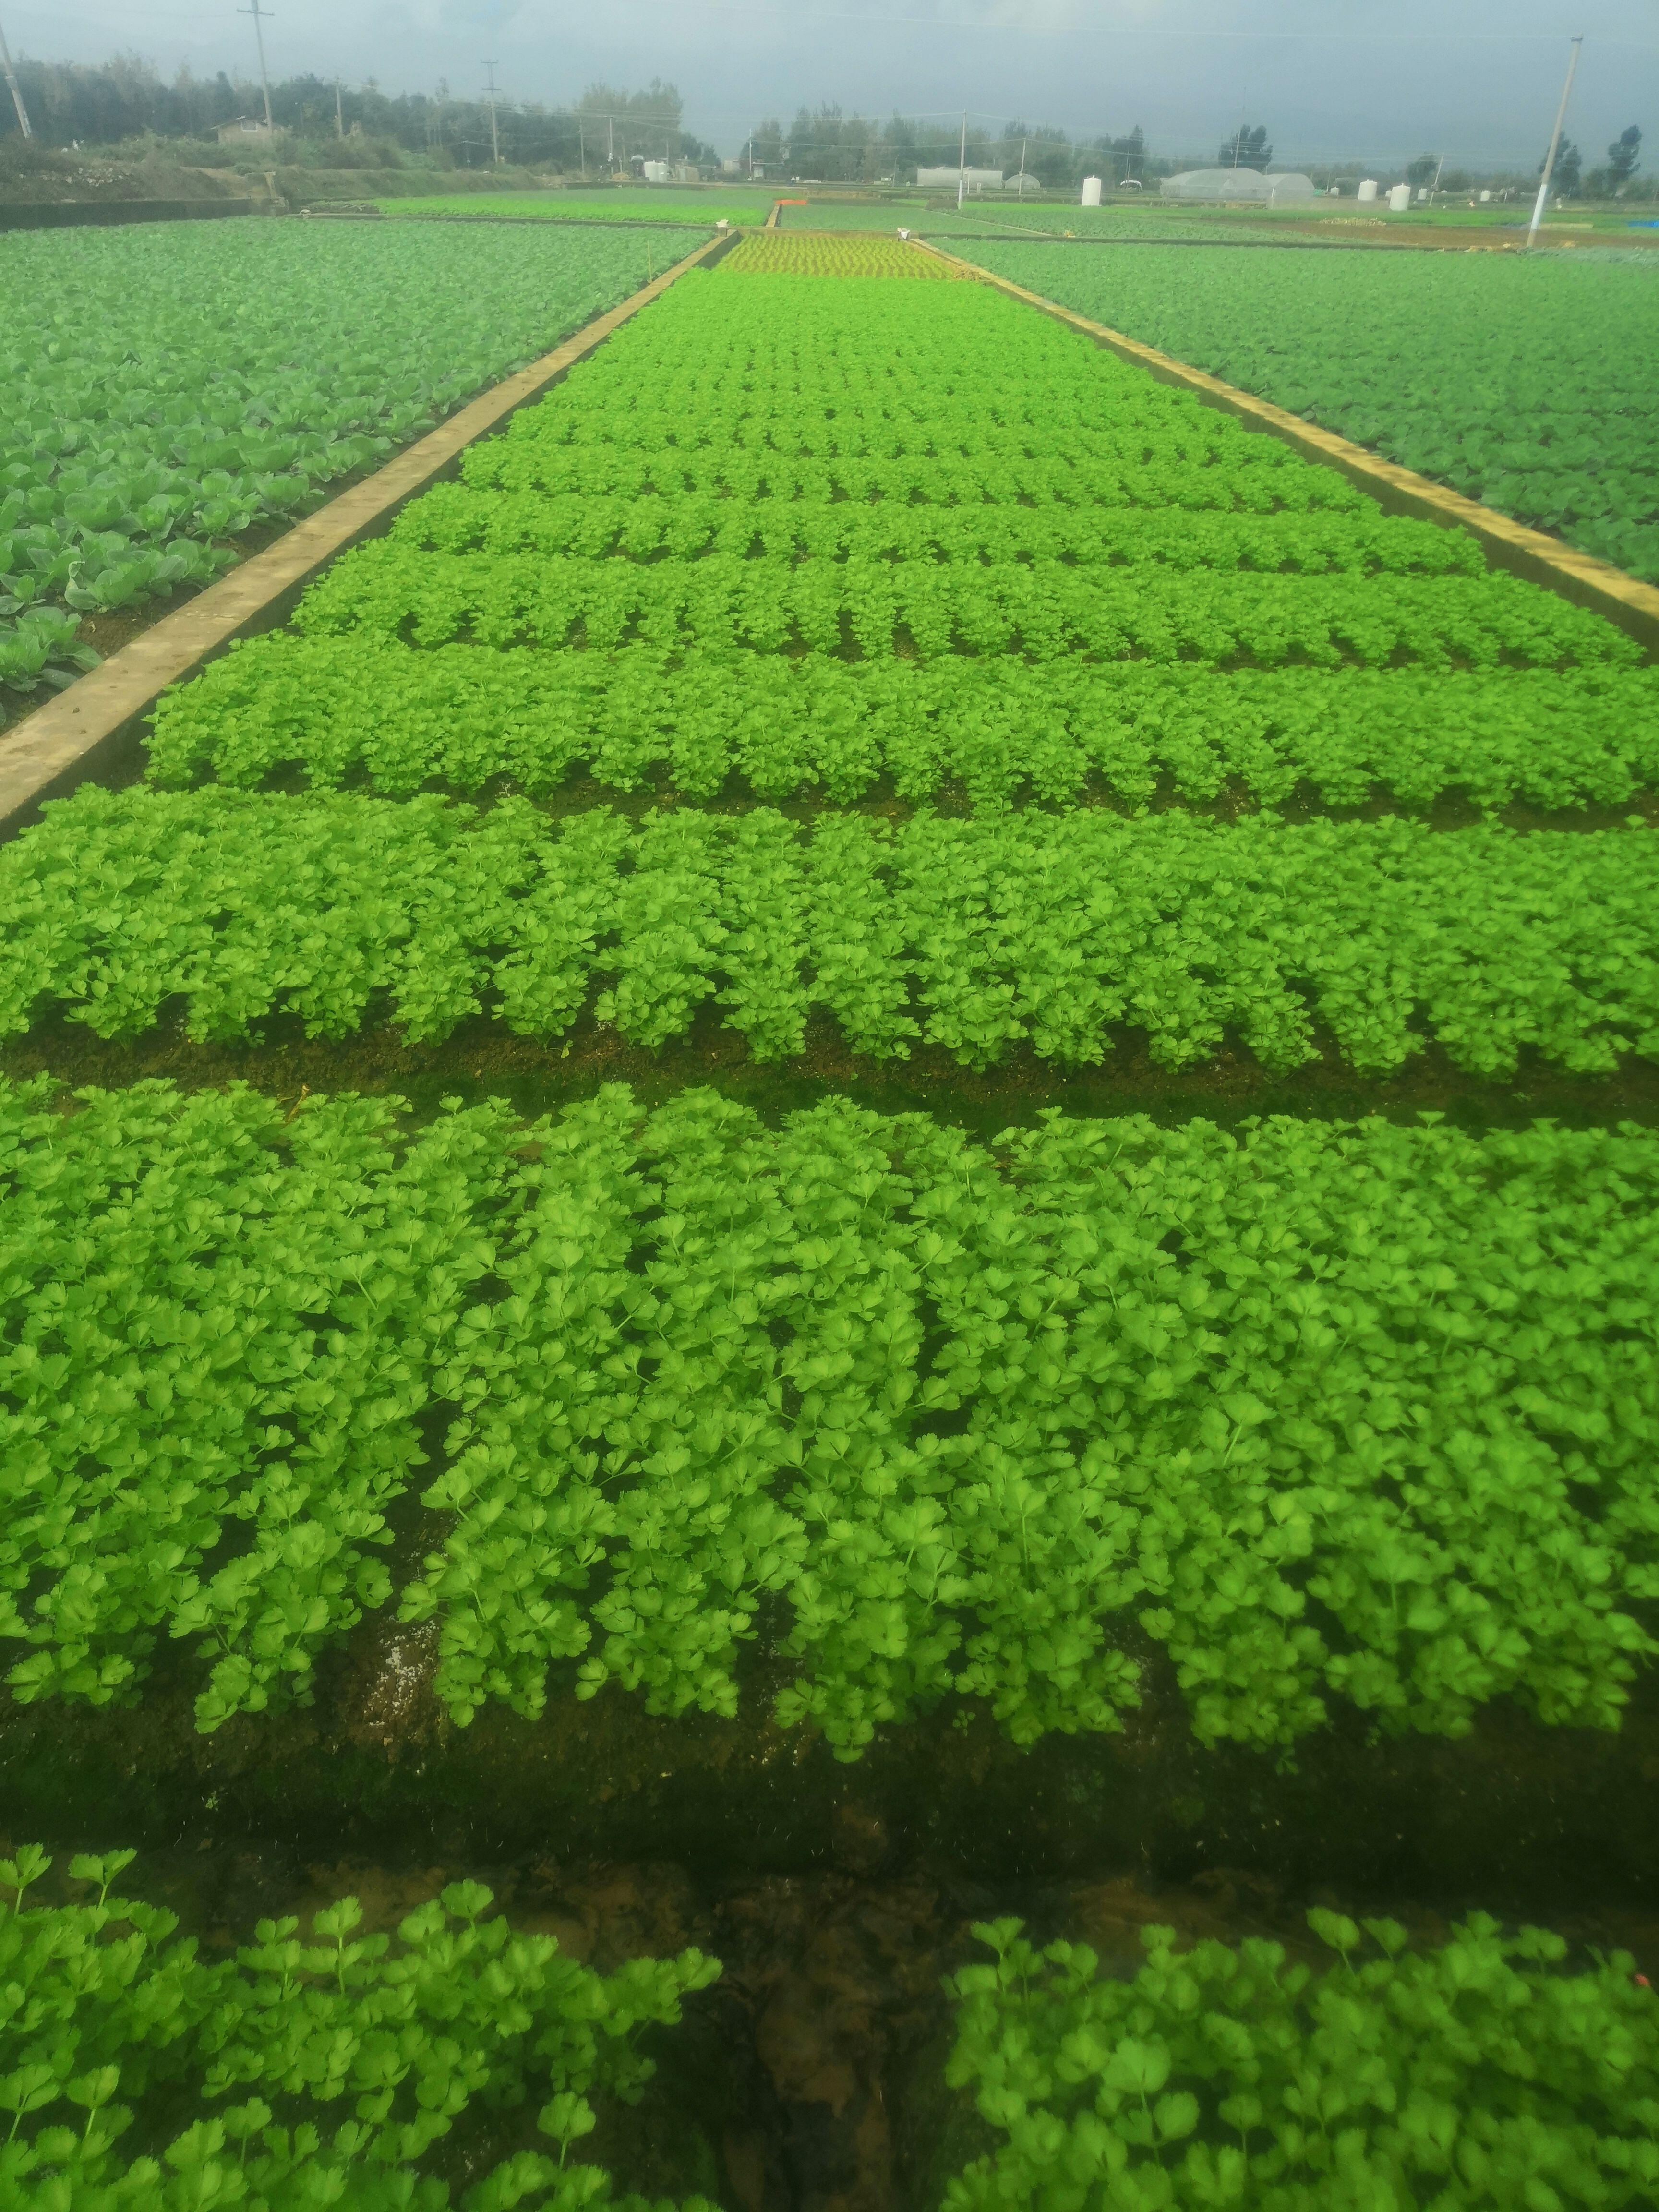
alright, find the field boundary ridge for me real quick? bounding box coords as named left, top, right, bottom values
left=0, top=226, right=736, bottom=838
left=916, top=236, right=1659, bottom=656
left=0, top=199, right=264, bottom=230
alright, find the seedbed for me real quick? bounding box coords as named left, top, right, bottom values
left=6, top=217, right=1659, bottom=2212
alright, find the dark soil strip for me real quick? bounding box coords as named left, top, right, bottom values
left=8, top=1012, right=1659, bottom=1141
left=198, top=761, right=1659, bottom=837
left=6, top=1599, right=1659, bottom=1930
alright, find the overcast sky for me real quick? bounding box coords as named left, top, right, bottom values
left=12, top=0, right=1659, bottom=168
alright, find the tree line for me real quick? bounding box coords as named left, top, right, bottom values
left=0, top=51, right=714, bottom=169
left=741, top=107, right=1155, bottom=186
left=1, top=50, right=1643, bottom=200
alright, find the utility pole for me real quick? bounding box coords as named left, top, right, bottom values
left=238, top=0, right=275, bottom=133
left=0, top=12, right=31, bottom=137
left=578, top=121, right=585, bottom=180
left=335, top=76, right=343, bottom=136
left=1430, top=149, right=1445, bottom=195
left=956, top=108, right=966, bottom=209
left=608, top=115, right=613, bottom=171
left=1528, top=35, right=1583, bottom=247
left=482, top=59, right=501, bottom=166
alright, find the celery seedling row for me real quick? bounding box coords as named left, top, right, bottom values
left=137, top=265, right=1653, bottom=831
left=5, top=1079, right=1658, bottom=1753
left=0, top=1845, right=718, bottom=2212
left=943, top=1912, right=1659, bottom=2204
left=5, top=787, right=1654, bottom=1079
left=151, top=634, right=1659, bottom=812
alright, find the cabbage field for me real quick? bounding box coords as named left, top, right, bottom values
left=375, top=191, right=772, bottom=225
left=3, top=217, right=1658, bottom=2209
left=0, top=218, right=706, bottom=717
left=957, top=238, right=1659, bottom=582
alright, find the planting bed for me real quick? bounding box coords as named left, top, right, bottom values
left=957, top=238, right=1659, bottom=582
left=5, top=224, right=1659, bottom=2210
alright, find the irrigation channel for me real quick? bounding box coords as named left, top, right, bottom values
left=5, top=224, right=1659, bottom=2210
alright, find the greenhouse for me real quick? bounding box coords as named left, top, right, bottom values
left=1161, top=166, right=1317, bottom=201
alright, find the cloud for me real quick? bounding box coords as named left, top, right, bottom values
left=12, top=0, right=1658, bottom=162
left=436, top=0, right=525, bottom=26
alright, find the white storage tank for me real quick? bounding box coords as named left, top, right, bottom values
left=1081, top=175, right=1103, bottom=205
left=1387, top=182, right=1412, bottom=212
left=1356, top=178, right=1379, bottom=203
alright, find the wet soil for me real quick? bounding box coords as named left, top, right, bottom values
left=8, top=1006, right=1659, bottom=1143
left=7, top=1588, right=1659, bottom=1920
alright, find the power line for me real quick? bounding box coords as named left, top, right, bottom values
left=599, top=0, right=1659, bottom=50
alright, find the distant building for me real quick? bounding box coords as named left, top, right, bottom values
left=213, top=117, right=275, bottom=143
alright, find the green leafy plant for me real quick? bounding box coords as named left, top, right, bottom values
left=960, top=239, right=1659, bottom=583
left=5, top=788, right=1655, bottom=1082
left=6, top=1079, right=1659, bottom=1756
left=940, top=1911, right=1659, bottom=2205
left=0, top=1848, right=719, bottom=2212
left=0, top=215, right=708, bottom=719
left=376, top=193, right=763, bottom=227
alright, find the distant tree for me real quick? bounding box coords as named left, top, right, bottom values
left=1219, top=123, right=1271, bottom=169
left=783, top=103, right=885, bottom=182
left=1588, top=123, right=1643, bottom=196
left=1540, top=136, right=1582, bottom=196
left=747, top=117, right=785, bottom=169
left=733, top=103, right=1167, bottom=191
left=1111, top=125, right=1147, bottom=180
left=575, top=79, right=689, bottom=167
left=0, top=48, right=706, bottom=170
left=1404, top=152, right=1439, bottom=187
